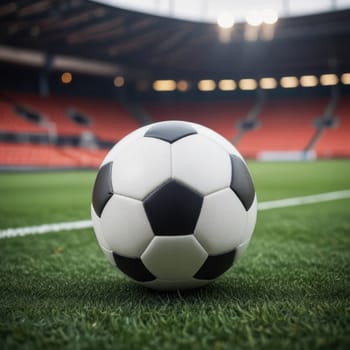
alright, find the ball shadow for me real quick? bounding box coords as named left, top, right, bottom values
left=72, top=274, right=277, bottom=308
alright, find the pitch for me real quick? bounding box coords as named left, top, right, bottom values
left=0, top=160, right=349, bottom=350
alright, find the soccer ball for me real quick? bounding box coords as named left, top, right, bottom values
left=91, top=121, right=257, bottom=290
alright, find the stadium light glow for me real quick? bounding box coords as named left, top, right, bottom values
left=113, top=76, right=125, bottom=87
left=218, top=79, right=236, bottom=91
left=61, top=72, right=72, bottom=84
left=262, top=9, right=279, bottom=24
left=320, top=74, right=338, bottom=86
left=153, top=80, right=177, bottom=91
left=340, top=73, right=350, bottom=85
left=300, top=75, right=318, bottom=87
left=280, top=76, right=298, bottom=88
left=239, top=79, right=257, bottom=90
left=198, top=80, right=216, bottom=91
left=244, top=25, right=259, bottom=41
left=246, top=12, right=262, bottom=26
left=217, top=13, right=234, bottom=29
left=177, top=80, right=189, bottom=92
left=260, top=77, right=277, bottom=89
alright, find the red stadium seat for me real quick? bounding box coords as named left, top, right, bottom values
left=315, top=97, right=350, bottom=158
left=237, top=97, right=327, bottom=158
left=6, top=93, right=139, bottom=142
left=69, top=97, right=139, bottom=142
left=1, top=93, right=348, bottom=167
left=0, top=143, right=107, bottom=168
left=0, top=101, right=47, bottom=134
left=146, top=100, right=253, bottom=141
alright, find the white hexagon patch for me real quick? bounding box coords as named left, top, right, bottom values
left=111, top=137, right=171, bottom=200
left=194, top=188, right=248, bottom=255
left=101, top=194, right=154, bottom=257
left=141, top=235, right=208, bottom=280
left=171, top=134, right=231, bottom=195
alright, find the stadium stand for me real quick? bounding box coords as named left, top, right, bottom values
left=0, top=99, right=47, bottom=134
left=69, top=97, right=139, bottom=142
left=0, top=92, right=139, bottom=168
left=0, top=143, right=107, bottom=168
left=315, top=97, right=350, bottom=158
left=7, top=93, right=139, bottom=142
left=145, top=100, right=253, bottom=141
left=0, top=2, right=350, bottom=169
left=236, top=97, right=328, bottom=158
left=1, top=93, right=349, bottom=169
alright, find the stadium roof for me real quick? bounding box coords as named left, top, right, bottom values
left=0, top=0, right=350, bottom=80
left=93, top=0, right=350, bottom=23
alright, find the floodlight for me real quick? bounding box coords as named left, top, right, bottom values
left=198, top=80, right=216, bottom=91
left=113, top=76, right=125, bottom=87
left=153, top=80, right=176, bottom=91
left=300, top=75, right=318, bottom=87
left=246, top=12, right=262, bottom=26
left=217, top=13, right=234, bottom=29
left=341, top=73, right=350, bottom=84
left=262, top=9, right=278, bottom=24
left=260, top=77, right=277, bottom=89
left=239, top=79, right=257, bottom=90
left=280, top=76, right=298, bottom=88
left=218, top=80, right=236, bottom=91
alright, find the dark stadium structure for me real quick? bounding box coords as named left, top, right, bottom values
left=0, top=0, right=350, bottom=168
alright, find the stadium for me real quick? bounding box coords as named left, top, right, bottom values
left=0, top=0, right=349, bottom=349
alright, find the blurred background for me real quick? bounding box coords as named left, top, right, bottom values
left=0, top=0, right=350, bottom=169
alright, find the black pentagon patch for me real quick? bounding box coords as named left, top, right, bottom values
left=143, top=180, right=203, bottom=235
left=144, top=121, right=197, bottom=143
left=230, top=155, right=255, bottom=211
left=113, top=252, right=156, bottom=282
left=194, top=249, right=236, bottom=280
left=92, top=162, right=114, bottom=217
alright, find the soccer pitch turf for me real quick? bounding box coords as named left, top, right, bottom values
left=0, top=160, right=349, bottom=350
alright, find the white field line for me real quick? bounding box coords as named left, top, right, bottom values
left=0, top=189, right=350, bottom=239
left=0, top=220, right=92, bottom=239
left=257, top=189, right=350, bottom=211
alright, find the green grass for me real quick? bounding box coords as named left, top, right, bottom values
left=0, top=160, right=350, bottom=350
